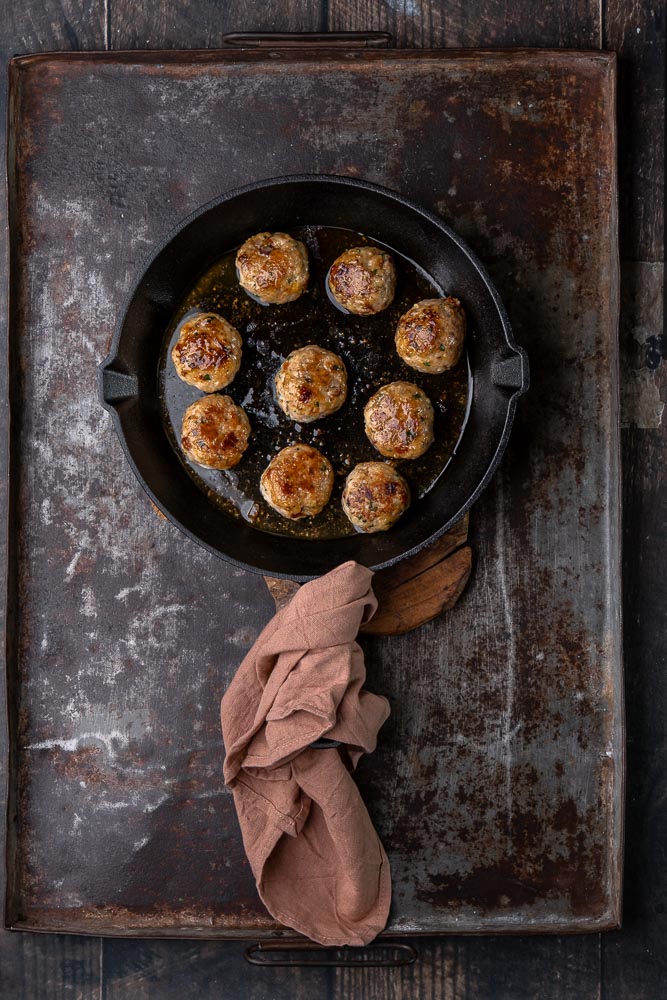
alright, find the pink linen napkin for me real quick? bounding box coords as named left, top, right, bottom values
left=220, top=561, right=391, bottom=946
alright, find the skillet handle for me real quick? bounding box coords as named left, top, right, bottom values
left=98, top=361, right=139, bottom=406
left=491, top=348, right=530, bottom=395
left=222, top=32, right=393, bottom=49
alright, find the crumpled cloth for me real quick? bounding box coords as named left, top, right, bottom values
left=220, top=561, right=391, bottom=946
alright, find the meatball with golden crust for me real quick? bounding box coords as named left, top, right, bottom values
left=260, top=444, right=334, bottom=520
left=275, top=345, right=348, bottom=423
left=328, top=246, right=396, bottom=315
left=181, top=394, right=250, bottom=470
left=236, top=232, right=309, bottom=305
left=342, top=462, right=411, bottom=533
left=171, top=312, right=242, bottom=392
left=364, top=381, right=434, bottom=460
left=395, top=297, right=466, bottom=373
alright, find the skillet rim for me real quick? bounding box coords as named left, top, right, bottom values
left=99, top=173, right=529, bottom=581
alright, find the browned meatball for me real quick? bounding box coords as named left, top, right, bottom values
left=395, top=297, right=466, bottom=373
left=328, top=246, right=396, bottom=315
left=171, top=312, right=242, bottom=392
left=260, top=444, right=334, bottom=520
left=342, top=462, right=411, bottom=533
left=236, top=232, right=309, bottom=305
left=181, top=395, right=250, bottom=470
left=275, top=345, right=348, bottom=423
left=364, top=381, right=434, bottom=460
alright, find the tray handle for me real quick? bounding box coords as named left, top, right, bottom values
left=222, top=32, right=393, bottom=49
left=244, top=941, right=417, bottom=967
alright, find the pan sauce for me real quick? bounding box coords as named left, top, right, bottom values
left=159, top=226, right=471, bottom=540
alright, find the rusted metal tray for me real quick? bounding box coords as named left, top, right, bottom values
left=4, top=45, right=622, bottom=936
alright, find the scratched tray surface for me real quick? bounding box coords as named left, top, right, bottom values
left=5, top=49, right=621, bottom=935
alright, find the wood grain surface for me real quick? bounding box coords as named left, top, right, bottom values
left=109, top=1, right=323, bottom=50
left=328, top=0, right=601, bottom=47
left=264, top=515, right=472, bottom=634
left=0, top=3, right=664, bottom=1000
left=605, top=0, right=665, bottom=261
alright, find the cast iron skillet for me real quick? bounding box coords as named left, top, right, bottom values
left=99, top=175, right=528, bottom=580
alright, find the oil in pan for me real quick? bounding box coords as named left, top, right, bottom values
left=159, top=226, right=470, bottom=540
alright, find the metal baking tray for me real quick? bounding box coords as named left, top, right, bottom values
left=4, top=44, right=621, bottom=936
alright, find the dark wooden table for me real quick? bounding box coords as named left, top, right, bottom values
left=0, top=2, right=664, bottom=997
